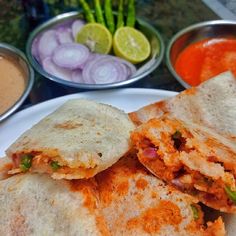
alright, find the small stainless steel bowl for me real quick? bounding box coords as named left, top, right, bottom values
left=26, top=11, right=164, bottom=90
left=0, top=43, right=34, bottom=122
left=166, top=20, right=236, bottom=88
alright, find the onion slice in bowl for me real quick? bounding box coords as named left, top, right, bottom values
left=52, top=43, right=90, bottom=70
left=42, top=57, right=72, bottom=81
left=71, top=20, right=85, bottom=40
left=71, top=69, right=84, bottom=83
left=82, top=56, right=130, bottom=84
left=109, top=55, right=137, bottom=76
left=38, top=30, right=59, bottom=61
left=56, top=27, right=73, bottom=44
left=31, top=37, right=41, bottom=63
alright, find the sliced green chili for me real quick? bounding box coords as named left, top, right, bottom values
left=126, top=0, right=136, bottom=27
left=117, top=0, right=124, bottom=29
left=50, top=161, right=61, bottom=171
left=19, top=154, right=33, bottom=172
left=104, top=0, right=115, bottom=34
left=190, top=204, right=199, bottom=220
left=225, top=186, right=236, bottom=204
left=94, top=0, right=105, bottom=25
left=79, top=0, right=95, bottom=23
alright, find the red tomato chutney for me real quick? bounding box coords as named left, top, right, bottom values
left=174, top=38, right=236, bottom=86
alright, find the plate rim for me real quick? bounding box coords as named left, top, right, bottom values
left=0, top=88, right=178, bottom=156
left=0, top=88, right=178, bottom=127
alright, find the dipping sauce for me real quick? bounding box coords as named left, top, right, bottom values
left=0, top=55, right=25, bottom=115
left=174, top=38, right=236, bottom=86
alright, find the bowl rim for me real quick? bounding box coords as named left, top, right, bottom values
left=166, top=19, right=236, bottom=88
left=26, top=11, right=165, bottom=89
left=0, top=42, right=34, bottom=123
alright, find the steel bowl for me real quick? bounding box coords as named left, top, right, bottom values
left=166, top=20, right=236, bottom=88
left=26, top=11, right=164, bottom=90
left=0, top=43, right=34, bottom=122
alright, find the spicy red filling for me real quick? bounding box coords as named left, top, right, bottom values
left=137, top=138, right=234, bottom=210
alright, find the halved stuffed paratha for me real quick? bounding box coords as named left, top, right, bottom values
left=129, top=71, right=236, bottom=140
left=0, top=173, right=109, bottom=236
left=95, top=154, right=225, bottom=235
left=0, top=156, right=12, bottom=180
left=0, top=154, right=225, bottom=235
left=6, top=99, right=135, bottom=179
left=131, top=117, right=236, bottom=213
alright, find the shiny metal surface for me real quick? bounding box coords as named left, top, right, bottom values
left=0, top=43, right=34, bottom=122
left=166, top=20, right=236, bottom=88
left=26, top=11, right=164, bottom=90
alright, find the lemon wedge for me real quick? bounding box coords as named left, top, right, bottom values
left=113, top=27, right=151, bottom=64
left=76, top=23, right=112, bottom=54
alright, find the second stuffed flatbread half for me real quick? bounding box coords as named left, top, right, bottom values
left=131, top=116, right=236, bottom=213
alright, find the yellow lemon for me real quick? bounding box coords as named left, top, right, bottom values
left=76, top=23, right=112, bottom=54
left=113, top=26, right=151, bottom=64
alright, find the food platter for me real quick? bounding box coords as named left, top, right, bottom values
left=1, top=86, right=236, bottom=235
left=0, top=88, right=177, bottom=157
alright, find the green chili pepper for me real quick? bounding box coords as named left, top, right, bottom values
left=126, top=0, right=135, bottom=27
left=19, top=154, right=33, bottom=172
left=50, top=161, right=61, bottom=171
left=104, top=0, right=115, bottom=34
left=117, top=0, right=124, bottom=29
left=190, top=204, right=199, bottom=220
left=79, top=0, right=95, bottom=23
left=225, top=186, right=236, bottom=204
left=94, top=0, right=105, bottom=25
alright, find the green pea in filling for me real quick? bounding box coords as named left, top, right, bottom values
left=50, top=161, right=61, bottom=171
left=190, top=204, right=199, bottom=220
left=19, top=154, right=33, bottom=172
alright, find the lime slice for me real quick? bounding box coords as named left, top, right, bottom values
left=76, top=23, right=112, bottom=54
left=113, top=27, right=151, bottom=64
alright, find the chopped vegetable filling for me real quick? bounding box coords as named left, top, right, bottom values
left=50, top=161, right=61, bottom=171
left=171, top=130, right=185, bottom=150
left=138, top=137, right=235, bottom=209
left=190, top=204, right=199, bottom=220
left=225, top=186, right=236, bottom=204
left=19, top=154, right=33, bottom=172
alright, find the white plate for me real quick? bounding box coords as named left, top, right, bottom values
left=0, top=88, right=177, bottom=157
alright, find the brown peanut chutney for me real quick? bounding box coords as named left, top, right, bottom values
left=0, top=55, right=25, bottom=115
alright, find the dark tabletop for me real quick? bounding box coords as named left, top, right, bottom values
left=0, top=0, right=219, bottom=106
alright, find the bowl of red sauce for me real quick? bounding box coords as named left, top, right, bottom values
left=166, top=20, right=236, bottom=88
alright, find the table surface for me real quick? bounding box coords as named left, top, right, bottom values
left=0, top=0, right=220, bottom=107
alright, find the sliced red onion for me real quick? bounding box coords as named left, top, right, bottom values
left=71, top=19, right=85, bottom=40
left=78, top=53, right=99, bottom=70
left=52, top=43, right=90, bottom=70
left=38, top=30, right=59, bottom=61
left=54, top=19, right=74, bottom=30
left=109, top=55, right=137, bottom=76
left=82, top=56, right=129, bottom=84
left=171, top=179, right=184, bottom=189
left=42, top=57, right=72, bottom=81
left=84, top=54, right=136, bottom=78
left=31, top=37, right=41, bottom=63
left=71, top=69, right=84, bottom=83
left=142, top=147, right=158, bottom=159
left=56, top=27, right=73, bottom=44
